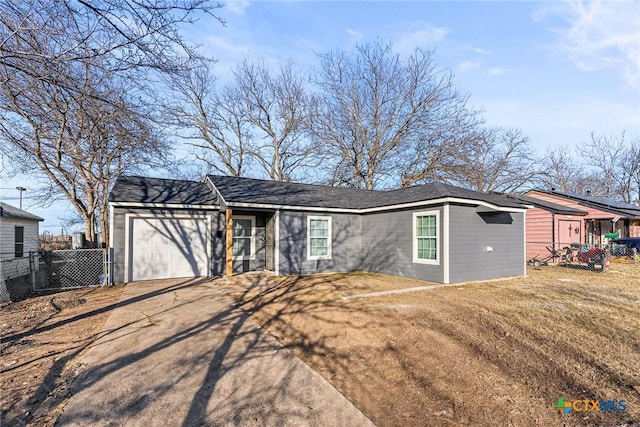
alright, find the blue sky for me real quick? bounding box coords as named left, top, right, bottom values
left=1, top=0, right=639, bottom=234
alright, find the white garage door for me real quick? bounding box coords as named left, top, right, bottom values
left=130, top=218, right=208, bottom=281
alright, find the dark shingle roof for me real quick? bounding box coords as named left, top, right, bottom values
left=109, top=176, right=218, bottom=205
left=532, top=189, right=640, bottom=217
left=378, top=182, right=525, bottom=209
left=0, top=202, right=44, bottom=221
left=507, top=194, right=588, bottom=215
left=207, top=175, right=526, bottom=210
left=207, top=175, right=378, bottom=209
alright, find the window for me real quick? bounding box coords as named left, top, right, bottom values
left=15, top=226, right=24, bottom=258
left=307, top=216, right=331, bottom=260
left=232, top=216, right=255, bottom=260
left=413, top=211, right=439, bottom=264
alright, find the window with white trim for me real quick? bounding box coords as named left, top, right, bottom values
left=15, top=226, right=24, bottom=258
left=413, top=211, right=439, bottom=264
left=232, top=216, right=255, bottom=260
left=307, top=216, right=331, bottom=260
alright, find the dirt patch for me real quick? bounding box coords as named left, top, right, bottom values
left=1, top=286, right=125, bottom=426
left=217, top=266, right=640, bottom=426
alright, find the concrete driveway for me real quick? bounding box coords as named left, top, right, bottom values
left=57, top=277, right=375, bottom=427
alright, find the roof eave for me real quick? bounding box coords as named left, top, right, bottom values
left=223, top=197, right=528, bottom=214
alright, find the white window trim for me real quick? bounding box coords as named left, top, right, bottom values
left=413, top=210, right=440, bottom=265
left=232, top=215, right=256, bottom=261
left=15, top=225, right=25, bottom=258
left=307, top=216, right=332, bottom=260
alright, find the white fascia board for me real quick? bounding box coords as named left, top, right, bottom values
left=110, top=202, right=220, bottom=210
left=226, top=197, right=528, bottom=214
left=205, top=176, right=228, bottom=208
left=363, top=197, right=529, bottom=214
left=226, top=201, right=356, bottom=213
left=111, top=198, right=526, bottom=214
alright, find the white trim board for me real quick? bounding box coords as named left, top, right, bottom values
left=110, top=202, right=220, bottom=210
left=222, top=197, right=528, bottom=215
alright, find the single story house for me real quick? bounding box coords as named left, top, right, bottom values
left=524, top=189, right=640, bottom=245
left=109, top=175, right=530, bottom=285
left=507, top=194, right=588, bottom=261
left=0, top=202, right=44, bottom=302
left=0, top=202, right=43, bottom=263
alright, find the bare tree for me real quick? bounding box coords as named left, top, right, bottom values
left=309, top=40, right=476, bottom=189
left=582, top=132, right=628, bottom=198
left=616, top=139, right=640, bottom=204
left=0, top=0, right=220, bottom=245
left=168, top=61, right=249, bottom=176
left=538, top=145, right=606, bottom=195
left=172, top=59, right=315, bottom=181
left=1, top=0, right=223, bottom=95
left=234, top=60, right=314, bottom=182
left=446, top=127, right=541, bottom=193
left=1, top=55, right=164, bottom=245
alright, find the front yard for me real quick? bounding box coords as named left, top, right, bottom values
left=2, top=265, right=638, bottom=426
left=218, top=266, right=640, bottom=426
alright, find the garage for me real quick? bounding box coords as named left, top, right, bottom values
left=128, top=217, right=209, bottom=281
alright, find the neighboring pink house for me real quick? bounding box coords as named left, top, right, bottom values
left=523, top=190, right=640, bottom=250
left=509, top=194, right=588, bottom=261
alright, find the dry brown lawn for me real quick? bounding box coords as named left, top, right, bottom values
left=1, top=286, right=125, bottom=426
left=218, top=266, right=640, bottom=427
left=2, top=266, right=638, bottom=426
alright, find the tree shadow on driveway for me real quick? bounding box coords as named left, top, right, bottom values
left=55, top=275, right=374, bottom=427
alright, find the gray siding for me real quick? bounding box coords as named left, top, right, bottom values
left=111, top=207, right=221, bottom=283
left=448, top=204, right=525, bottom=283
left=360, top=207, right=445, bottom=283
left=112, top=203, right=525, bottom=284
left=278, top=211, right=362, bottom=275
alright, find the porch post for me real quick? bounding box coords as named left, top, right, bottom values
left=225, top=209, right=233, bottom=276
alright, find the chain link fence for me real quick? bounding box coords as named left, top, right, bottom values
left=1, top=252, right=32, bottom=302
left=607, top=243, right=640, bottom=264
left=0, top=249, right=112, bottom=301
left=528, top=242, right=638, bottom=271
left=32, top=249, right=108, bottom=291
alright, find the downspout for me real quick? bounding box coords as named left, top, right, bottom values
left=552, top=212, right=556, bottom=251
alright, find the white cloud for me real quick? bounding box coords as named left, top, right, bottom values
left=488, top=67, right=506, bottom=75
left=345, top=28, right=365, bottom=46
left=457, top=60, right=481, bottom=74
left=541, top=0, right=640, bottom=89
left=395, top=21, right=449, bottom=55
left=224, top=0, right=251, bottom=15
left=480, top=96, right=640, bottom=154
left=466, top=45, right=491, bottom=55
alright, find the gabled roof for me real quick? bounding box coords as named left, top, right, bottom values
left=0, top=202, right=44, bottom=221
left=507, top=194, right=587, bottom=215
left=109, top=176, right=218, bottom=205
left=207, top=175, right=526, bottom=211
left=529, top=189, right=640, bottom=217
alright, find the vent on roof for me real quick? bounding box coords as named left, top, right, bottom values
left=586, top=190, right=592, bottom=196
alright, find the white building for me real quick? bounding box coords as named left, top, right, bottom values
left=0, top=202, right=44, bottom=301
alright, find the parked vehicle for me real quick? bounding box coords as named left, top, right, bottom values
left=611, top=237, right=640, bottom=251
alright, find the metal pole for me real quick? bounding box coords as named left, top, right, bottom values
left=15, top=186, right=26, bottom=209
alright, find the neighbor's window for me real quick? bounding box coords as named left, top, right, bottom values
left=307, top=216, right=332, bottom=260
left=232, top=216, right=255, bottom=260
left=15, top=226, right=24, bottom=258
left=413, top=211, right=439, bottom=264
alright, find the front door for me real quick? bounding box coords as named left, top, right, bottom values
left=558, top=220, right=582, bottom=246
